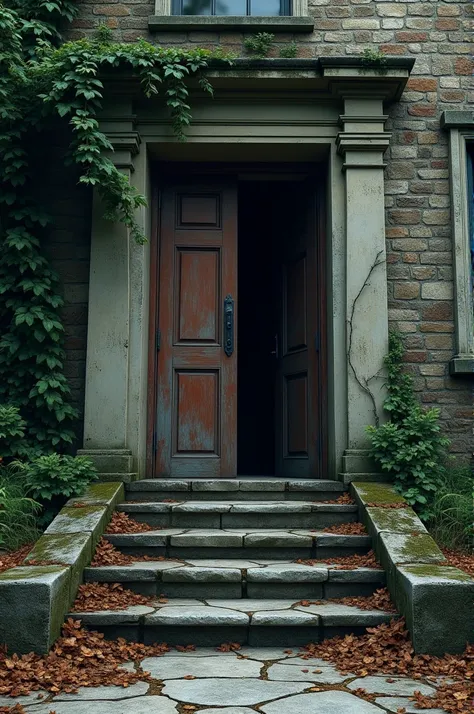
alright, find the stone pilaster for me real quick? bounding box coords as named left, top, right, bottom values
left=78, top=100, right=148, bottom=482
left=337, top=98, right=391, bottom=481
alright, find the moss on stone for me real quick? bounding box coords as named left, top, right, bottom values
left=57, top=504, right=105, bottom=520
left=24, top=533, right=91, bottom=565
left=0, top=565, right=68, bottom=581
left=354, top=482, right=406, bottom=505
left=401, top=564, right=473, bottom=582
left=398, top=533, right=445, bottom=561
left=367, top=506, right=425, bottom=532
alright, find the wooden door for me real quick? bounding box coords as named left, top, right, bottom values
left=154, top=180, right=238, bottom=477
left=275, top=181, right=323, bottom=478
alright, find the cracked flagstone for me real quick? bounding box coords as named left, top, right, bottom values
left=375, top=697, right=446, bottom=713
left=162, top=678, right=309, bottom=705
left=347, top=675, right=436, bottom=696
left=54, top=683, right=150, bottom=701
left=22, top=698, right=177, bottom=714
left=261, top=691, right=384, bottom=713
left=267, top=661, right=353, bottom=684
left=139, top=655, right=262, bottom=679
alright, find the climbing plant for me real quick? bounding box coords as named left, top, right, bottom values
left=0, top=1, right=229, bottom=454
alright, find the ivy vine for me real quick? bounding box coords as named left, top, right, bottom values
left=0, top=1, right=229, bottom=455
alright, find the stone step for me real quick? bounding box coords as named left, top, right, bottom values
left=117, top=501, right=358, bottom=529
left=84, top=560, right=385, bottom=599
left=70, top=598, right=396, bottom=646
left=104, top=529, right=371, bottom=560
left=126, top=479, right=346, bottom=502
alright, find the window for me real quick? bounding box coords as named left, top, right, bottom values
left=442, top=111, right=474, bottom=375
left=171, top=0, right=291, bottom=15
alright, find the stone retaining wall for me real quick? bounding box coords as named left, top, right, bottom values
left=352, top=481, right=474, bottom=655
left=0, top=482, right=124, bottom=655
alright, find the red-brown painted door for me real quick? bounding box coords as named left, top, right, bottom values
left=155, top=180, right=238, bottom=477
left=275, top=182, right=321, bottom=478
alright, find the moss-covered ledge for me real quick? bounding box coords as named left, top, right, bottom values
left=351, top=481, right=474, bottom=655
left=0, top=481, right=124, bottom=655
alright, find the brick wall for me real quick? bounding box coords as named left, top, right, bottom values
left=67, top=0, right=473, bottom=460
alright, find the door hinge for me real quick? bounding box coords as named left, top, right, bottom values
left=156, top=327, right=161, bottom=352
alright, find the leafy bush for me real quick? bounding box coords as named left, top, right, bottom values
left=367, top=332, right=450, bottom=520
left=20, top=454, right=98, bottom=525
left=429, top=465, right=473, bottom=550
left=0, top=463, right=41, bottom=550
left=0, top=404, right=28, bottom=458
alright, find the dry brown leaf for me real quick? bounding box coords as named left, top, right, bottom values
left=71, top=583, right=152, bottom=612
left=323, top=522, right=367, bottom=535
left=296, top=550, right=382, bottom=570
left=106, top=513, right=155, bottom=534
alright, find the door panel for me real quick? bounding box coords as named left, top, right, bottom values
left=155, top=181, right=237, bottom=477
left=276, top=182, right=320, bottom=478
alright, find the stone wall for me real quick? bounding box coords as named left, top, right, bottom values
left=66, top=0, right=473, bottom=460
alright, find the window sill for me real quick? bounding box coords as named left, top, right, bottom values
left=449, top=356, right=474, bottom=376
left=148, top=15, right=314, bottom=32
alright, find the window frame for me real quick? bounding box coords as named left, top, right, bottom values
left=155, top=0, right=308, bottom=16
left=172, top=0, right=291, bottom=14
left=443, top=112, right=474, bottom=375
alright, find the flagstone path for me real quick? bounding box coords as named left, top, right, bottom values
left=0, top=647, right=453, bottom=713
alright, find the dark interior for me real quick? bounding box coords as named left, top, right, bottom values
left=237, top=181, right=290, bottom=476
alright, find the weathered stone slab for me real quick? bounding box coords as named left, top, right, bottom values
left=173, top=503, right=233, bottom=513
left=239, top=480, right=286, bottom=492
left=118, top=503, right=170, bottom=513
left=294, top=603, right=395, bottom=626
left=251, top=610, right=320, bottom=626
left=105, top=533, right=170, bottom=547
left=185, top=559, right=261, bottom=569
left=236, top=647, right=299, bottom=661
left=199, top=709, right=255, bottom=714
left=54, top=683, right=150, bottom=701
left=247, top=564, right=328, bottom=582
left=128, top=480, right=190, bottom=492
left=365, top=506, right=428, bottom=541
left=162, top=679, right=308, bottom=706
left=375, top=696, right=445, bottom=714
left=348, top=676, right=435, bottom=696
left=171, top=532, right=242, bottom=547
left=162, top=567, right=241, bottom=582
left=25, top=697, right=177, bottom=714
left=45, top=505, right=108, bottom=546
left=267, top=662, right=350, bottom=684
left=352, top=482, right=406, bottom=508
left=84, top=562, right=181, bottom=582
left=68, top=482, right=124, bottom=516
left=24, top=533, right=92, bottom=600
left=261, top=691, right=382, bottom=714
left=288, top=481, right=344, bottom=492
left=145, top=606, right=249, bottom=626
left=394, top=564, right=474, bottom=654
left=232, top=503, right=311, bottom=513
left=328, top=567, right=385, bottom=583
left=244, top=533, right=312, bottom=547
left=193, top=481, right=239, bottom=492
left=378, top=532, right=446, bottom=574
left=69, top=605, right=155, bottom=625
left=0, top=565, right=71, bottom=654
left=209, top=600, right=295, bottom=613
left=313, top=534, right=372, bottom=547
left=139, top=655, right=261, bottom=679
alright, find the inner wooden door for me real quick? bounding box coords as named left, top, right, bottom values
left=154, top=180, right=238, bottom=477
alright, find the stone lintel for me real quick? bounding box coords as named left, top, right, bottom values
left=441, top=110, right=474, bottom=129
left=449, top=355, right=474, bottom=376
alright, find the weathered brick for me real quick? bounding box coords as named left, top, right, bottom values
left=420, top=322, right=455, bottom=333
left=418, top=132, right=439, bottom=145
left=435, top=19, right=460, bottom=30
left=412, top=267, right=436, bottom=280
left=408, top=104, right=437, bottom=117
left=389, top=210, right=422, bottom=225
left=454, top=57, right=474, bottom=75
left=394, top=282, right=420, bottom=300
left=422, top=210, right=450, bottom=226
left=386, top=227, right=409, bottom=238
left=392, top=238, right=427, bottom=251
left=377, top=4, right=406, bottom=17
left=407, top=78, right=438, bottom=92
left=396, top=31, right=428, bottom=42
left=93, top=4, right=130, bottom=15
left=421, top=283, right=454, bottom=300
left=424, top=334, right=454, bottom=350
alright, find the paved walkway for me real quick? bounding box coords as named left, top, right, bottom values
left=0, top=647, right=453, bottom=713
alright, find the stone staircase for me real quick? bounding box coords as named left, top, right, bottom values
left=74, top=478, right=397, bottom=647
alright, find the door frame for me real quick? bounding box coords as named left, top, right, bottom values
left=146, top=163, right=328, bottom=478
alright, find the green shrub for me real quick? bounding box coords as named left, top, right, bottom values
left=0, top=404, right=29, bottom=459
left=0, top=463, right=41, bottom=550
left=367, top=332, right=450, bottom=520
left=20, top=454, right=98, bottom=525
left=429, top=465, right=473, bottom=550
left=279, top=42, right=298, bottom=59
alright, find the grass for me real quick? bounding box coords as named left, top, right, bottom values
left=428, top=465, right=473, bottom=551
left=0, top=462, right=41, bottom=551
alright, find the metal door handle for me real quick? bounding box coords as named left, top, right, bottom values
left=271, top=334, right=279, bottom=359
left=224, top=294, right=234, bottom=357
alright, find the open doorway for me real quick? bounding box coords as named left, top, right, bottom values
left=237, top=178, right=324, bottom=477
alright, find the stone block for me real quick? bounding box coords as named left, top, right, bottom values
left=45, top=505, right=108, bottom=546
left=24, top=532, right=92, bottom=600
left=0, top=566, right=71, bottom=654
left=351, top=482, right=405, bottom=508
left=395, top=564, right=474, bottom=654
left=379, top=531, right=446, bottom=573
left=162, top=567, right=241, bottom=583
left=363, top=506, right=428, bottom=543
left=67, top=482, right=124, bottom=515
